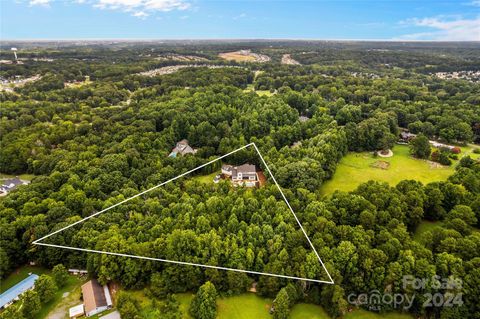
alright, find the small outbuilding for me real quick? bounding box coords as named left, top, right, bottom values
left=69, top=304, right=85, bottom=319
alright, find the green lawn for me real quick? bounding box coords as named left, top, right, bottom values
left=192, top=171, right=220, bottom=184
left=0, top=173, right=36, bottom=181
left=217, top=293, right=273, bottom=319
left=36, top=275, right=84, bottom=319
left=320, top=145, right=456, bottom=195
left=121, top=289, right=417, bottom=319
left=243, top=84, right=275, bottom=97
left=290, top=303, right=330, bottom=319
left=177, top=293, right=194, bottom=319
left=345, top=309, right=413, bottom=319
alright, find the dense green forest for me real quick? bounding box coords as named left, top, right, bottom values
left=0, top=41, right=479, bottom=319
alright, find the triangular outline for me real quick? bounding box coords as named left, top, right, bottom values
left=33, top=143, right=334, bottom=284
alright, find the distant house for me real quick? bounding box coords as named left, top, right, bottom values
left=68, top=269, right=88, bottom=275
left=0, top=177, right=30, bottom=196
left=81, top=279, right=112, bottom=317
left=0, top=274, right=39, bottom=309
left=399, top=131, right=417, bottom=143
left=222, top=164, right=258, bottom=187
left=430, top=141, right=456, bottom=151
left=169, top=139, right=197, bottom=157
left=299, top=116, right=310, bottom=122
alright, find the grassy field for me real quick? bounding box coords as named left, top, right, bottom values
left=192, top=171, right=219, bottom=184
left=320, top=144, right=457, bottom=195
left=37, top=275, right=84, bottom=319
left=345, top=309, right=413, bottom=319
left=290, top=303, right=330, bottom=319
left=0, top=173, right=35, bottom=181
left=244, top=84, right=275, bottom=96
left=217, top=293, right=273, bottom=319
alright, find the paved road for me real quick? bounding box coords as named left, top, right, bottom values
left=101, top=310, right=121, bottom=319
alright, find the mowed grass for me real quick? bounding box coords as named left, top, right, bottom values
left=243, top=84, right=275, bottom=96
left=0, top=173, right=35, bottom=181
left=217, top=293, right=273, bottom=319
left=290, top=303, right=330, bottom=319
left=320, top=145, right=456, bottom=195
left=37, top=275, right=84, bottom=319
left=345, top=309, right=413, bottom=319
left=120, top=289, right=416, bottom=319
left=192, top=171, right=219, bottom=184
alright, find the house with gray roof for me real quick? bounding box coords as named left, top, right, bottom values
left=169, top=139, right=197, bottom=157
left=0, top=177, right=30, bottom=196
left=222, top=163, right=258, bottom=187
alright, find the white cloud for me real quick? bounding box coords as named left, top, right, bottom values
left=29, top=0, right=51, bottom=6
left=233, top=13, right=246, bottom=20
left=93, top=0, right=190, bottom=17
left=398, top=16, right=480, bottom=41
left=133, top=10, right=148, bottom=18
left=469, top=0, right=480, bottom=6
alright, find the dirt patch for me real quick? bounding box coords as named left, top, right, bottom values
left=257, top=171, right=268, bottom=187
left=46, top=286, right=82, bottom=319
left=427, top=160, right=447, bottom=169
left=281, top=54, right=301, bottom=65
left=219, top=50, right=270, bottom=63
left=370, top=160, right=390, bottom=170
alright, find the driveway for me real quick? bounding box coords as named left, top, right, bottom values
left=100, top=310, right=121, bottom=319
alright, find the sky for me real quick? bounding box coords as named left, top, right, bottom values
left=0, top=0, right=479, bottom=40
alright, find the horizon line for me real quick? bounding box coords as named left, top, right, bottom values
left=1, top=38, right=479, bottom=43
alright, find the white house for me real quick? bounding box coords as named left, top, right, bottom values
left=222, top=164, right=258, bottom=187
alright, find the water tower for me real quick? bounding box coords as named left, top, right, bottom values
left=11, top=48, right=18, bottom=62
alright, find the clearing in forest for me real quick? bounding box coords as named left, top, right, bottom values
left=33, top=143, right=333, bottom=284
left=219, top=50, right=270, bottom=63
left=320, top=144, right=457, bottom=195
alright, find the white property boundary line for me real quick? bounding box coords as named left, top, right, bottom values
left=33, top=143, right=334, bottom=285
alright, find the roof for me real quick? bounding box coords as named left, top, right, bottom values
left=0, top=274, right=39, bottom=308
left=1, top=178, right=25, bottom=189
left=236, top=164, right=256, bottom=174
left=222, top=164, right=233, bottom=172
left=170, top=140, right=196, bottom=156
left=81, top=279, right=107, bottom=314
left=299, top=116, right=310, bottom=122
left=69, top=304, right=85, bottom=317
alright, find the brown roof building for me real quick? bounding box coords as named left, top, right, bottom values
left=81, top=279, right=112, bottom=317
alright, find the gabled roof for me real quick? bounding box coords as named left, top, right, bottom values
left=236, top=164, right=256, bottom=174
left=81, top=279, right=107, bottom=314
